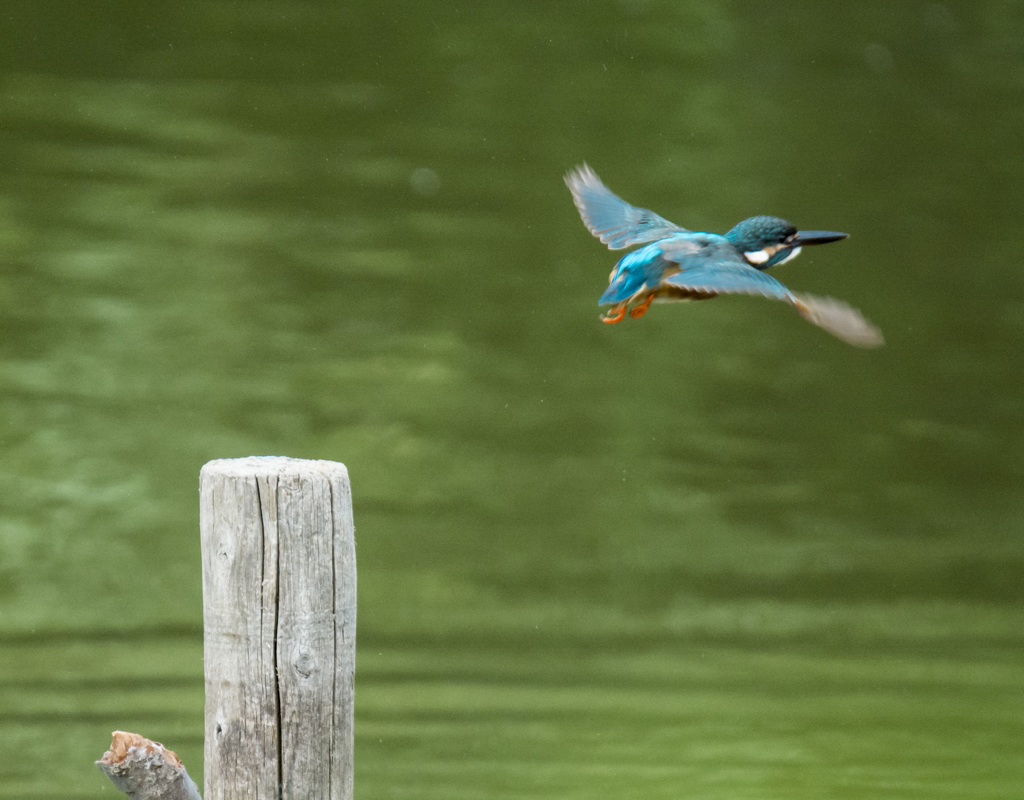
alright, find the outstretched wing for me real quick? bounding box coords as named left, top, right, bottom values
left=661, top=257, right=794, bottom=301
left=659, top=251, right=884, bottom=347
left=790, top=294, right=884, bottom=348
left=565, top=164, right=688, bottom=250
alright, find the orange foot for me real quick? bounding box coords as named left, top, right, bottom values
left=601, top=305, right=627, bottom=324
left=629, top=294, right=654, bottom=319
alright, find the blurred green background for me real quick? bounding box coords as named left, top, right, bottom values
left=1, top=2, right=1021, bottom=798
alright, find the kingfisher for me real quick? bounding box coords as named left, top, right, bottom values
left=565, top=164, right=883, bottom=347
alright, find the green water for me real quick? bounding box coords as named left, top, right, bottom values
left=1, top=3, right=1022, bottom=798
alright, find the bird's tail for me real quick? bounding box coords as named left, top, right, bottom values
left=791, top=293, right=884, bottom=348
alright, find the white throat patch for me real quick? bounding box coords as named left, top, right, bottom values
left=744, top=245, right=802, bottom=267
left=743, top=248, right=771, bottom=265
left=776, top=246, right=802, bottom=265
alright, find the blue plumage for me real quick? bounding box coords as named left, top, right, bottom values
left=565, top=164, right=883, bottom=347
left=598, top=244, right=666, bottom=304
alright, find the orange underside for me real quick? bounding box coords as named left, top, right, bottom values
left=601, top=288, right=717, bottom=324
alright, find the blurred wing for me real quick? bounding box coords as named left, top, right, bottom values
left=565, top=164, right=688, bottom=250
left=791, top=293, right=885, bottom=348
left=663, top=256, right=885, bottom=348
left=661, top=257, right=794, bottom=301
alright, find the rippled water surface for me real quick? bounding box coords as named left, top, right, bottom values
left=1, top=3, right=1022, bottom=798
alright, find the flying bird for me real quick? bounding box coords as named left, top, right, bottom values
left=565, top=164, right=883, bottom=347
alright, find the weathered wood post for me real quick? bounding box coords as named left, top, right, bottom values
left=200, top=457, right=356, bottom=800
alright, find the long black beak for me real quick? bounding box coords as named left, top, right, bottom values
left=793, top=230, right=848, bottom=246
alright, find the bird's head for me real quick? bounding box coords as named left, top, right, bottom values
left=725, top=215, right=847, bottom=270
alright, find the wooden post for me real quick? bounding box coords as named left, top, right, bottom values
left=200, top=457, right=356, bottom=800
